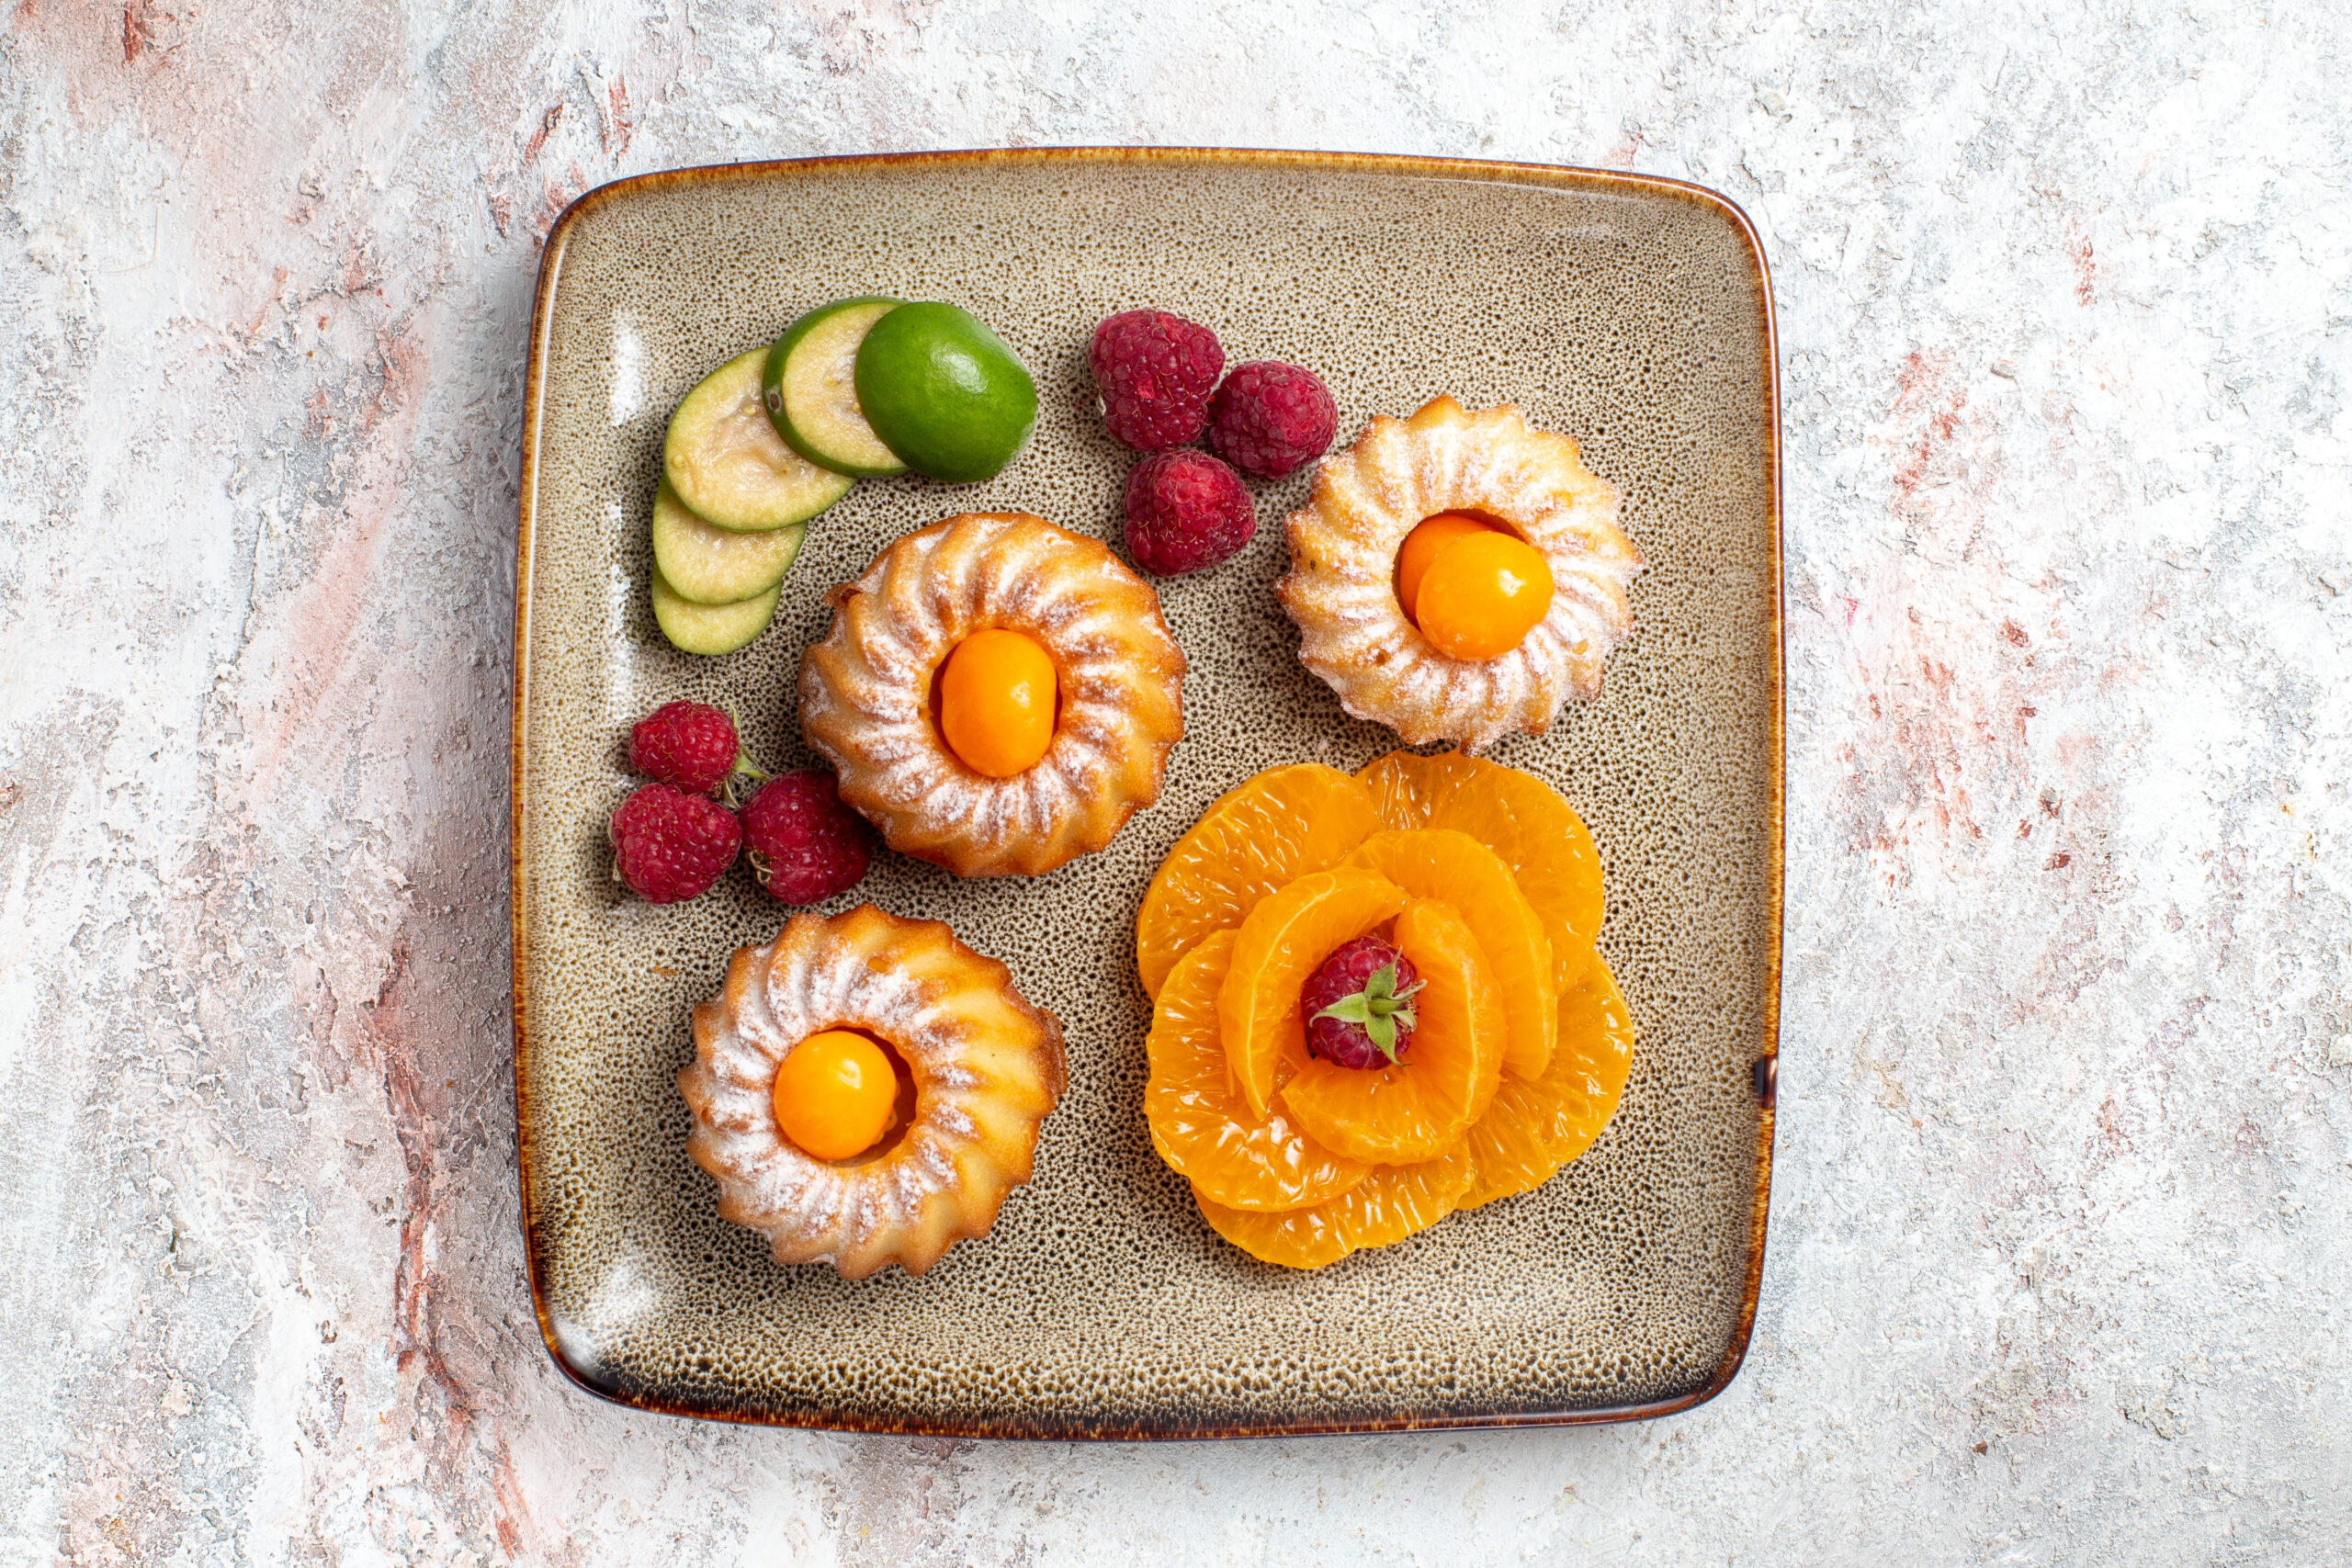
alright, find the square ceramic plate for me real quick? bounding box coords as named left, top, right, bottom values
left=512, top=148, right=1781, bottom=1438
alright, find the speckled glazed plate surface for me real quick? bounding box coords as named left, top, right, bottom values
left=512, top=148, right=1781, bottom=1438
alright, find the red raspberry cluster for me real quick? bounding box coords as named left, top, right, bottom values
left=1087, top=310, right=1337, bottom=578
left=610, top=702, right=873, bottom=906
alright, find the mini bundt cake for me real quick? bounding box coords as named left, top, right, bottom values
left=799, top=512, right=1186, bottom=877
left=677, top=904, right=1066, bottom=1279
left=1276, top=397, right=1642, bottom=752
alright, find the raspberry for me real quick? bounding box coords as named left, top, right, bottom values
left=1090, top=310, right=1224, bottom=451
left=1299, top=935, right=1423, bottom=1069
left=611, top=784, right=741, bottom=903
left=1204, top=361, right=1337, bottom=479
left=1123, top=449, right=1255, bottom=577
left=739, top=769, right=874, bottom=905
left=628, top=701, right=741, bottom=796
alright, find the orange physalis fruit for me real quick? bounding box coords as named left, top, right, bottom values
left=1145, top=930, right=1371, bottom=1212
left=1134, top=763, right=1380, bottom=999
left=772, top=1028, right=902, bottom=1161
left=1411, top=530, right=1554, bottom=661
left=1356, top=750, right=1605, bottom=989
left=1393, top=511, right=1498, bottom=620
left=1217, top=868, right=1409, bottom=1120
left=1192, top=1141, right=1477, bottom=1269
left=1460, top=953, right=1636, bottom=1209
left=1343, top=828, right=1557, bottom=1080
left=1278, top=896, right=1505, bottom=1163
left=937, top=627, right=1057, bottom=777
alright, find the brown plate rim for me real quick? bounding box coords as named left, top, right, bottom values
left=510, top=144, right=1783, bottom=1440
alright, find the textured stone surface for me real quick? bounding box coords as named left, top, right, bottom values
left=1, top=1, right=2346, bottom=1562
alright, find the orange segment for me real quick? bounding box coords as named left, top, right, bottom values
left=1217, top=869, right=1409, bottom=1121
left=1135, top=763, right=1380, bottom=999
left=1343, top=829, right=1557, bottom=1080
left=1145, top=931, right=1371, bottom=1213
left=1460, top=953, right=1636, bottom=1210
left=1193, top=1143, right=1476, bottom=1269
left=1277, top=897, right=1505, bottom=1164
left=1356, top=750, right=1605, bottom=989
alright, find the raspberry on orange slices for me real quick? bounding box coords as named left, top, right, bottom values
left=1133, top=752, right=1636, bottom=1269
left=1299, top=935, right=1423, bottom=1069
left=1277, top=897, right=1505, bottom=1166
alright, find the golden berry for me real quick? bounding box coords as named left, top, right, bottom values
left=1413, top=531, right=1554, bottom=661
left=937, top=627, right=1057, bottom=777
left=1394, top=511, right=1498, bottom=619
left=772, top=1029, right=899, bottom=1160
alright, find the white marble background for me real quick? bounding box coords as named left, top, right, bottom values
left=2, top=1, right=2347, bottom=1562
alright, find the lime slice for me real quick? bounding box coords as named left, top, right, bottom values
left=650, top=481, right=805, bottom=605
left=763, top=298, right=908, bottom=477
left=650, top=566, right=780, bottom=656
left=662, top=346, right=854, bottom=532
left=853, top=302, right=1037, bottom=483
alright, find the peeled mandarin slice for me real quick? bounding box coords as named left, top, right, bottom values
left=1356, top=750, right=1605, bottom=989
left=1217, top=868, right=1409, bottom=1121
left=1353, top=749, right=1445, bottom=829
left=1278, top=896, right=1506, bottom=1164
left=1136, top=763, right=1381, bottom=1000
left=1459, top=953, right=1636, bottom=1210
left=1192, top=1142, right=1476, bottom=1269
left=1343, top=828, right=1557, bottom=1080
left=1145, top=930, right=1371, bottom=1213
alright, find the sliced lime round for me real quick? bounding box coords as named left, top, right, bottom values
left=663, top=346, right=854, bottom=532
left=650, top=481, right=805, bottom=605
left=650, top=566, right=780, bottom=656
left=763, top=298, right=908, bottom=478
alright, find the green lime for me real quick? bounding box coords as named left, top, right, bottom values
left=853, top=302, right=1037, bottom=483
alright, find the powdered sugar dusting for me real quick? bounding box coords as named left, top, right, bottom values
left=676, top=907, right=1064, bottom=1279
left=1279, top=400, right=1644, bottom=752
left=801, top=512, right=1186, bottom=875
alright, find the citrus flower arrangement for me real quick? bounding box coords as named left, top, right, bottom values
left=1135, top=750, right=1636, bottom=1269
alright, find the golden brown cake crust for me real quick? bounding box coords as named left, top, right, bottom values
left=1277, top=398, right=1643, bottom=752
left=676, top=905, right=1066, bottom=1280
left=798, top=512, right=1186, bottom=878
